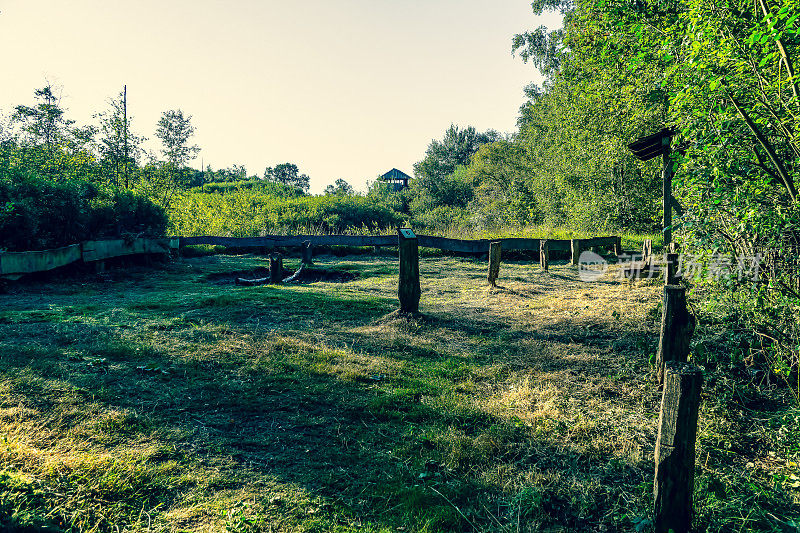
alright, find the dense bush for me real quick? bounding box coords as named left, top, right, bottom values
left=169, top=188, right=404, bottom=237
left=191, top=180, right=303, bottom=196
left=0, top=169, right=167, bottom=251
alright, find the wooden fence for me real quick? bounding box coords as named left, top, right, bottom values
left=0, top=238, right=179, bottom=279
left=0, top=234, right=619, bottom=279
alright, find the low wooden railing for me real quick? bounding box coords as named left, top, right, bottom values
left=0, top=234, right=620, bottom=278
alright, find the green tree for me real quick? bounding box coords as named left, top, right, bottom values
left=324, top=178, right=354, bottom=196
left=264, top=163, right=310, bottom=193
left=96, top=88, right=146, bottom=189
left=413, top=125, right=500, bottom=183
left=152, top=109, right=200, bottom=206
left=155, top=109, right=199, bottom=172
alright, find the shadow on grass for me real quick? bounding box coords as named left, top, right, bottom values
left=0, top=326, right=653, bottom=532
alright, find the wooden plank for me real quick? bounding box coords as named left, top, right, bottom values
left=82, top=238, right=172, bottom=262
left=180, top=235, right=397, bottom=248
left=0, top=244, right=82, bottom=276
left=178, top=234, right=617, bottom=255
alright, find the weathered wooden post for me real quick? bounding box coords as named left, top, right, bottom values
left=398, top=228, right=420, bottom=313
left=487, top=241, right=502, bottom=286
left=539, top=239, right=550, bottom=271
left=269, top=253, right=283, bottom=283
left=301, top=241, right=313, bottom=266
left=662, top=145, right=675, bottom=249
left=665, top=252, right=679, bottom=285
left=614, top=236, right=623, bottom=257
left=656, top=285, right=695, bottom=383
left=654, top=361, right=703, bottom=533
left=642, top=239, right=653, bottom=264
left=570, top=239, right=582, bottom=266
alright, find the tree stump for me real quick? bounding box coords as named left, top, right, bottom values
left=398, top=229, right=420, bottom=313
left=488, top=241, right=502, bottom=286
left=301, top=241, right=313, bottom=266
left=654, top=362, right=703, bottom=533
left=540, top=239, right=550, bottom=271
left=656, top=285, right=695, bottom=383
left=269, top=253, right=283, bottom=284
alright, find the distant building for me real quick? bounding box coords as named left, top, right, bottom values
left=378, top=168, right=412, bottom=191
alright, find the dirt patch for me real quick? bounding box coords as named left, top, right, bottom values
left=205, top=267, right=358, bottom=284
left=205, top=267, right=270, bottom=284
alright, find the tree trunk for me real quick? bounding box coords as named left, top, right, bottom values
left=269, top=253, right=283, bottom=284
left=540, top=239, right=550, bottom=271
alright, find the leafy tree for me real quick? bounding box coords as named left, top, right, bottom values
left=8, top=85, right=97, bottom=180
left=413, top=125, right=500, bottom=183
left=324, top=178, right=354, bottom=196
left=11, top=85, right=74, bottom=156
left=152, top=109, right=200, bottom=206
left=155, top=109, right=199, bottom=171
left=264, top=163, right=310, bottom=193
left=96, top=88, right=146, bottom=189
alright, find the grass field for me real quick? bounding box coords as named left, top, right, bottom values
left=0, top=252, right=797, bottom=532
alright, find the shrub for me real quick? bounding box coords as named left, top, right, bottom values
left=169, top=189, right=403, bottom=236
left=0, top=169, right=167, bottom=251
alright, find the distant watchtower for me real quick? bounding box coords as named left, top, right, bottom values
left=378, top=168, right=412, bottom=192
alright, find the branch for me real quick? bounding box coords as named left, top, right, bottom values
left=726, top=89, right=798, bottom=201
left=758, top=0, right=800, bottom=113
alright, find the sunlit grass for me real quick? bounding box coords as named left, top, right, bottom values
left=0, top=254, right=796, bottom=531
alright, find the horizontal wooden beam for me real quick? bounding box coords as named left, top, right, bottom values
left=82, top=238, right=176, bottom=262
left=0, top=244, right=82, bottom=277
left=180, top=234, right=619, bottom=254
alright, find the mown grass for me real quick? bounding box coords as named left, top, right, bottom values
left=0, top=252, right=797, bottom=531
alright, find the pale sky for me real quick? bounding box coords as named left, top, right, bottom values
left=0, top=1, right=560, bottom=193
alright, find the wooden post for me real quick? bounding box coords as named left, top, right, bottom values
left=656, top=285, right=695, bottom=383
left=487, top=241, right=502, bottom=286
left=398, top=229, right=420, bottom=313
left=539, top=239, right=549, bottom=271
left=301, top=241, right=313, bottom=265
left=614, top=236, right=623, bottom=257
left=665, top=252, right=679, bottom=285
left=642, top=239, right=653, bottom=264
left=654, top=362, right=703, bottom=533
left=269, top=253, right=283, bottom=283
left=570, top=239, right=582, bottom=266
left=373, top=245, right=380, bottom=255
left=662, top=146, right=674, bottom=249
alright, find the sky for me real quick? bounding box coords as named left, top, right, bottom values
left=0, top=0, right=561, bottom=193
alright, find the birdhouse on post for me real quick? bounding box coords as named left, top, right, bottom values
left=628, top=128, right=677, bottom=248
